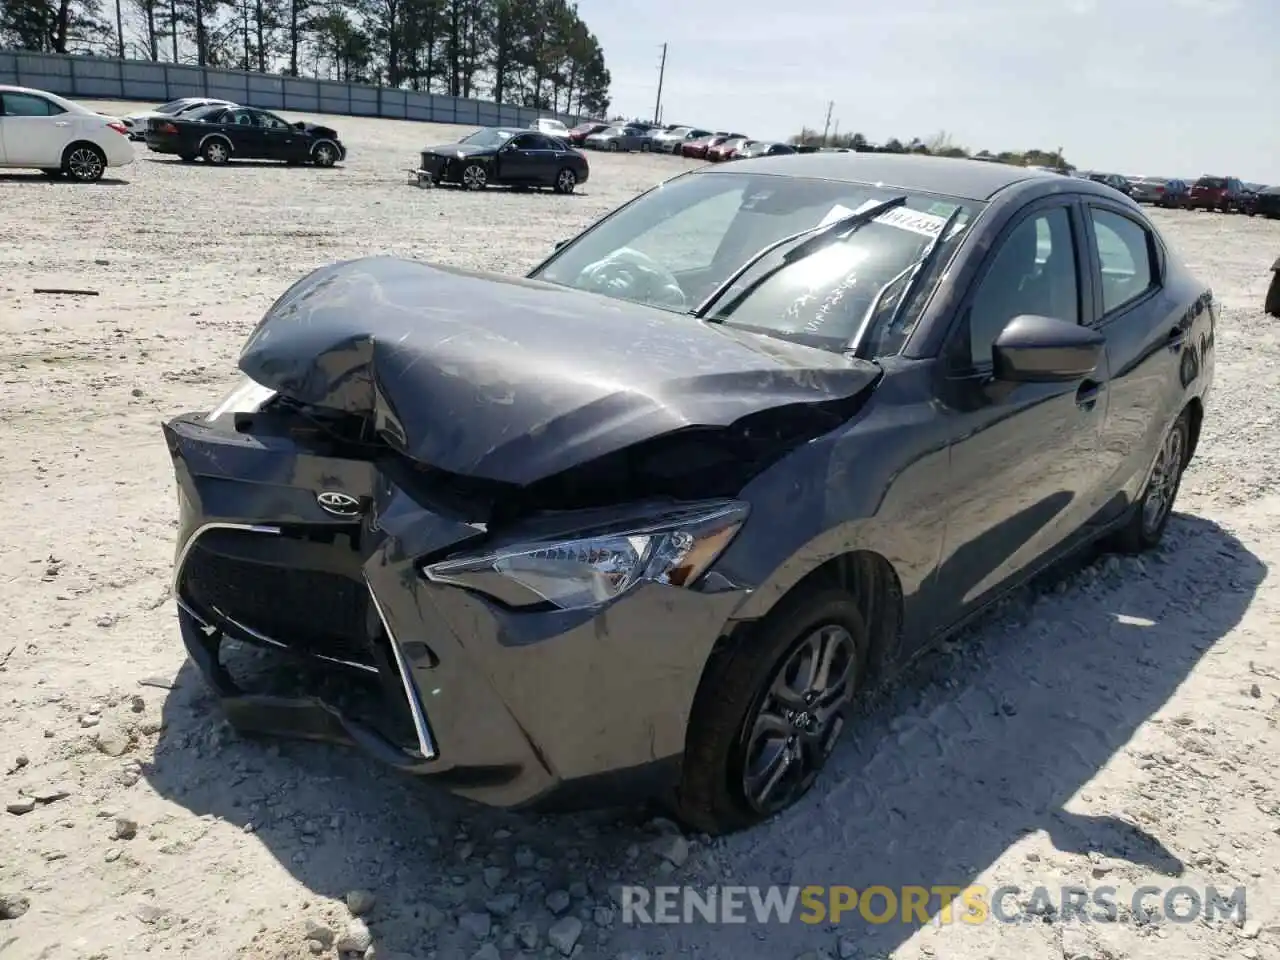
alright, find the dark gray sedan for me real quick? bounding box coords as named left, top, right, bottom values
left=583, top=125, right=652, bottom=152
left=162, top=153, right=1215, bottom=835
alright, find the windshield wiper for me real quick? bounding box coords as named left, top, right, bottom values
left=847, top=204, right=967, bottom=357
left=692, top=195, right=909, bottom=319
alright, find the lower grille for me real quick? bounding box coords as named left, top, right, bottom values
left=181, top=533, right=376, bottom=671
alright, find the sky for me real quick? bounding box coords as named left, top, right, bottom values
left=572, top=0, right=1279, bottom=184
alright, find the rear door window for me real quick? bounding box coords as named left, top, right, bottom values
left=2, top=93, right=65, bottom=116
left=1089, top=208, right=1158, bottom=316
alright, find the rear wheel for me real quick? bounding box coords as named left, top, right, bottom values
left=201, top=138, right=230, bottom=164
left=673, top=586, right=869, bottom=835
left=553, top=168, right=577, bottom=195
left=62, top=144, right=106, bottom=182
left=1111, top=409, right=1190, bottom=553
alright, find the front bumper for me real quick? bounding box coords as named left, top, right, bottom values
left=164, top=411, right=743, bottom=810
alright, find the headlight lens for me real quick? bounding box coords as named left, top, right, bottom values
left=423, top=501, right=749, bottom=611
left=206, top=374, right=276, bottom=421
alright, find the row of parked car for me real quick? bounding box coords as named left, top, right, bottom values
left=538, top=117, right=809, bottom=162
left=1080, top=170, right=1277, bottom=217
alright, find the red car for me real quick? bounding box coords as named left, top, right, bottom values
left=1188, top=175, right=1247, bottom=212
left=706, top=137, right=751, bottom=162
left=568, top=122, right=609, bottom=146
left=683, top=133, right=747, bottom=159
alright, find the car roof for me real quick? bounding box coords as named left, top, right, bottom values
left=697, top=151, right=1058, bottom=201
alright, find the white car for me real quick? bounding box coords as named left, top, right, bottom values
left=530, top=117, right=570, bottom=138
left=120, top=97, right=237, bottom=141
left=0, top=86, right=135, bottom=182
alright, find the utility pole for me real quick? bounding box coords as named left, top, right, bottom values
left=653, top=43, right=667, bottom=126
left=821, top=101, right=834, bottom=146
left=115, top=0, right=124, bottom=58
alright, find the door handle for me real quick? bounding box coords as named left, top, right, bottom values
left=1167, top=324, right=1189, bottom=350
left=1076, top=380, right=1105, bottom=410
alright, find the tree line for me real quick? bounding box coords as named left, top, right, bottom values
left=790, top=128, right=1075, bottom=172
left=0, top=0, right=612, bottom=115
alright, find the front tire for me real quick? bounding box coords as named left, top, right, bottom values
left=62, top=144, right=106, bottom=182
left=607, top=141, right=619, bottom=152
left=673, top=587, right=869, bottom=835
left=1111, top=409, right=1190, bottom=553
left=461, top=162, right=487, bottom=190
left=312, top=142, right=337, bottom=167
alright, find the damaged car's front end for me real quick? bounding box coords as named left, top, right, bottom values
left=164, top=251, right=884, bottom=814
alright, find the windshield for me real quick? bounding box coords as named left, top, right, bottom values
left=460, top=128, right=518, bottom=147
left=183, top=105, right=226, bottom=121
left=530, top=171, right=981, bottom=357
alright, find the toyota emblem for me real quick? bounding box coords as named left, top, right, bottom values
left=316, top=491, right=362, bottom=517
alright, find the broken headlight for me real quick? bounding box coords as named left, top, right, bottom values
left=422, top=501, right=749, bottom=611
left=206, top=374, right=277, bottom=421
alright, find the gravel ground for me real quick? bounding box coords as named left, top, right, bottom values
left=3, top=102, right=1280, bottom=960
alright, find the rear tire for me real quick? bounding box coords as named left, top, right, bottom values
left=553, top=167, right=577, bottom=195
left=1110, top=409, right=1190, bottom=554
left=201, top=138, right=230, bottom=164
left=62, top=143, right=106, bottom=182
left=1265, top=270, right=1280, bottom=318
left=672, top=586, right=869, bottom=836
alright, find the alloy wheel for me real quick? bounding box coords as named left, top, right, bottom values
left=1141, top=421, right=1185, bottom=534
left=205, top=141, right=229, bottom=164
left=741, top=623, right=860, bottom=814
left=314, top=144, right=335, bottom=167
left=67, top=147, right=104, bottom=182
left=556, top=169, right=576, bottom=194
left=462, top=164, right=487, bottom=189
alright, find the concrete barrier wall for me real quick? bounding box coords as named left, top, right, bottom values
left=0, top=50, right=578, bottom=128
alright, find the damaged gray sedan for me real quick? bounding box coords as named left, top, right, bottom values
left=164, top=152, right=1214, bottom=834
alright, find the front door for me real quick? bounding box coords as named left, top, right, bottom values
left=255, top=111, right=304, bottom=162
left=929, top=198, right=1112, bottom=625
left=497, top=134, right=542, bottom=183
left=0, top=91, right=71, bottom=167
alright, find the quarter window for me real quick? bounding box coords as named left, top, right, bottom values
left=964, top=206, right=1080, bottom=368
left=1089, top=209, right=1156, bottom=315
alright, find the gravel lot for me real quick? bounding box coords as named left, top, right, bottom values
left=3, top=101, right=1280, bottom=960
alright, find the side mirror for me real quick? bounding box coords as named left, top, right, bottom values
left=991, top=314, right=1103, bottom=383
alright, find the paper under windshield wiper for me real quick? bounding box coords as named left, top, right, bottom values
left=692, top=195, right=909, bottom=319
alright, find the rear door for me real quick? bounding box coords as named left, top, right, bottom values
left=1081, top=200, right=1192, bottom=521
left=224, top=108, right=266, bottom=158
left=0, top=91, right=72, bottom=167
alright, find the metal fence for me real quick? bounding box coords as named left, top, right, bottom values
left=0, top=50, right=579, bottom=128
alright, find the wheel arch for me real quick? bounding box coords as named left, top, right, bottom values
left=310, top=137, right=339, bottom=158
left=61, top=139, right=105, bottom=162
left=717, top=549, right=905, bottom=687
left=197, top=132, right=233, bottom=154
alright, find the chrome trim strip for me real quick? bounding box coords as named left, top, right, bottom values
left=172, top=522, right=281, bottom=596
left=213, top=606, right=381, bottom=675
left=365, top=579, right=439, bottom=761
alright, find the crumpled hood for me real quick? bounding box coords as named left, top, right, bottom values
left=423, top=142, right=489, bottom=157
left=237, top=256, right=881, bottom=486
